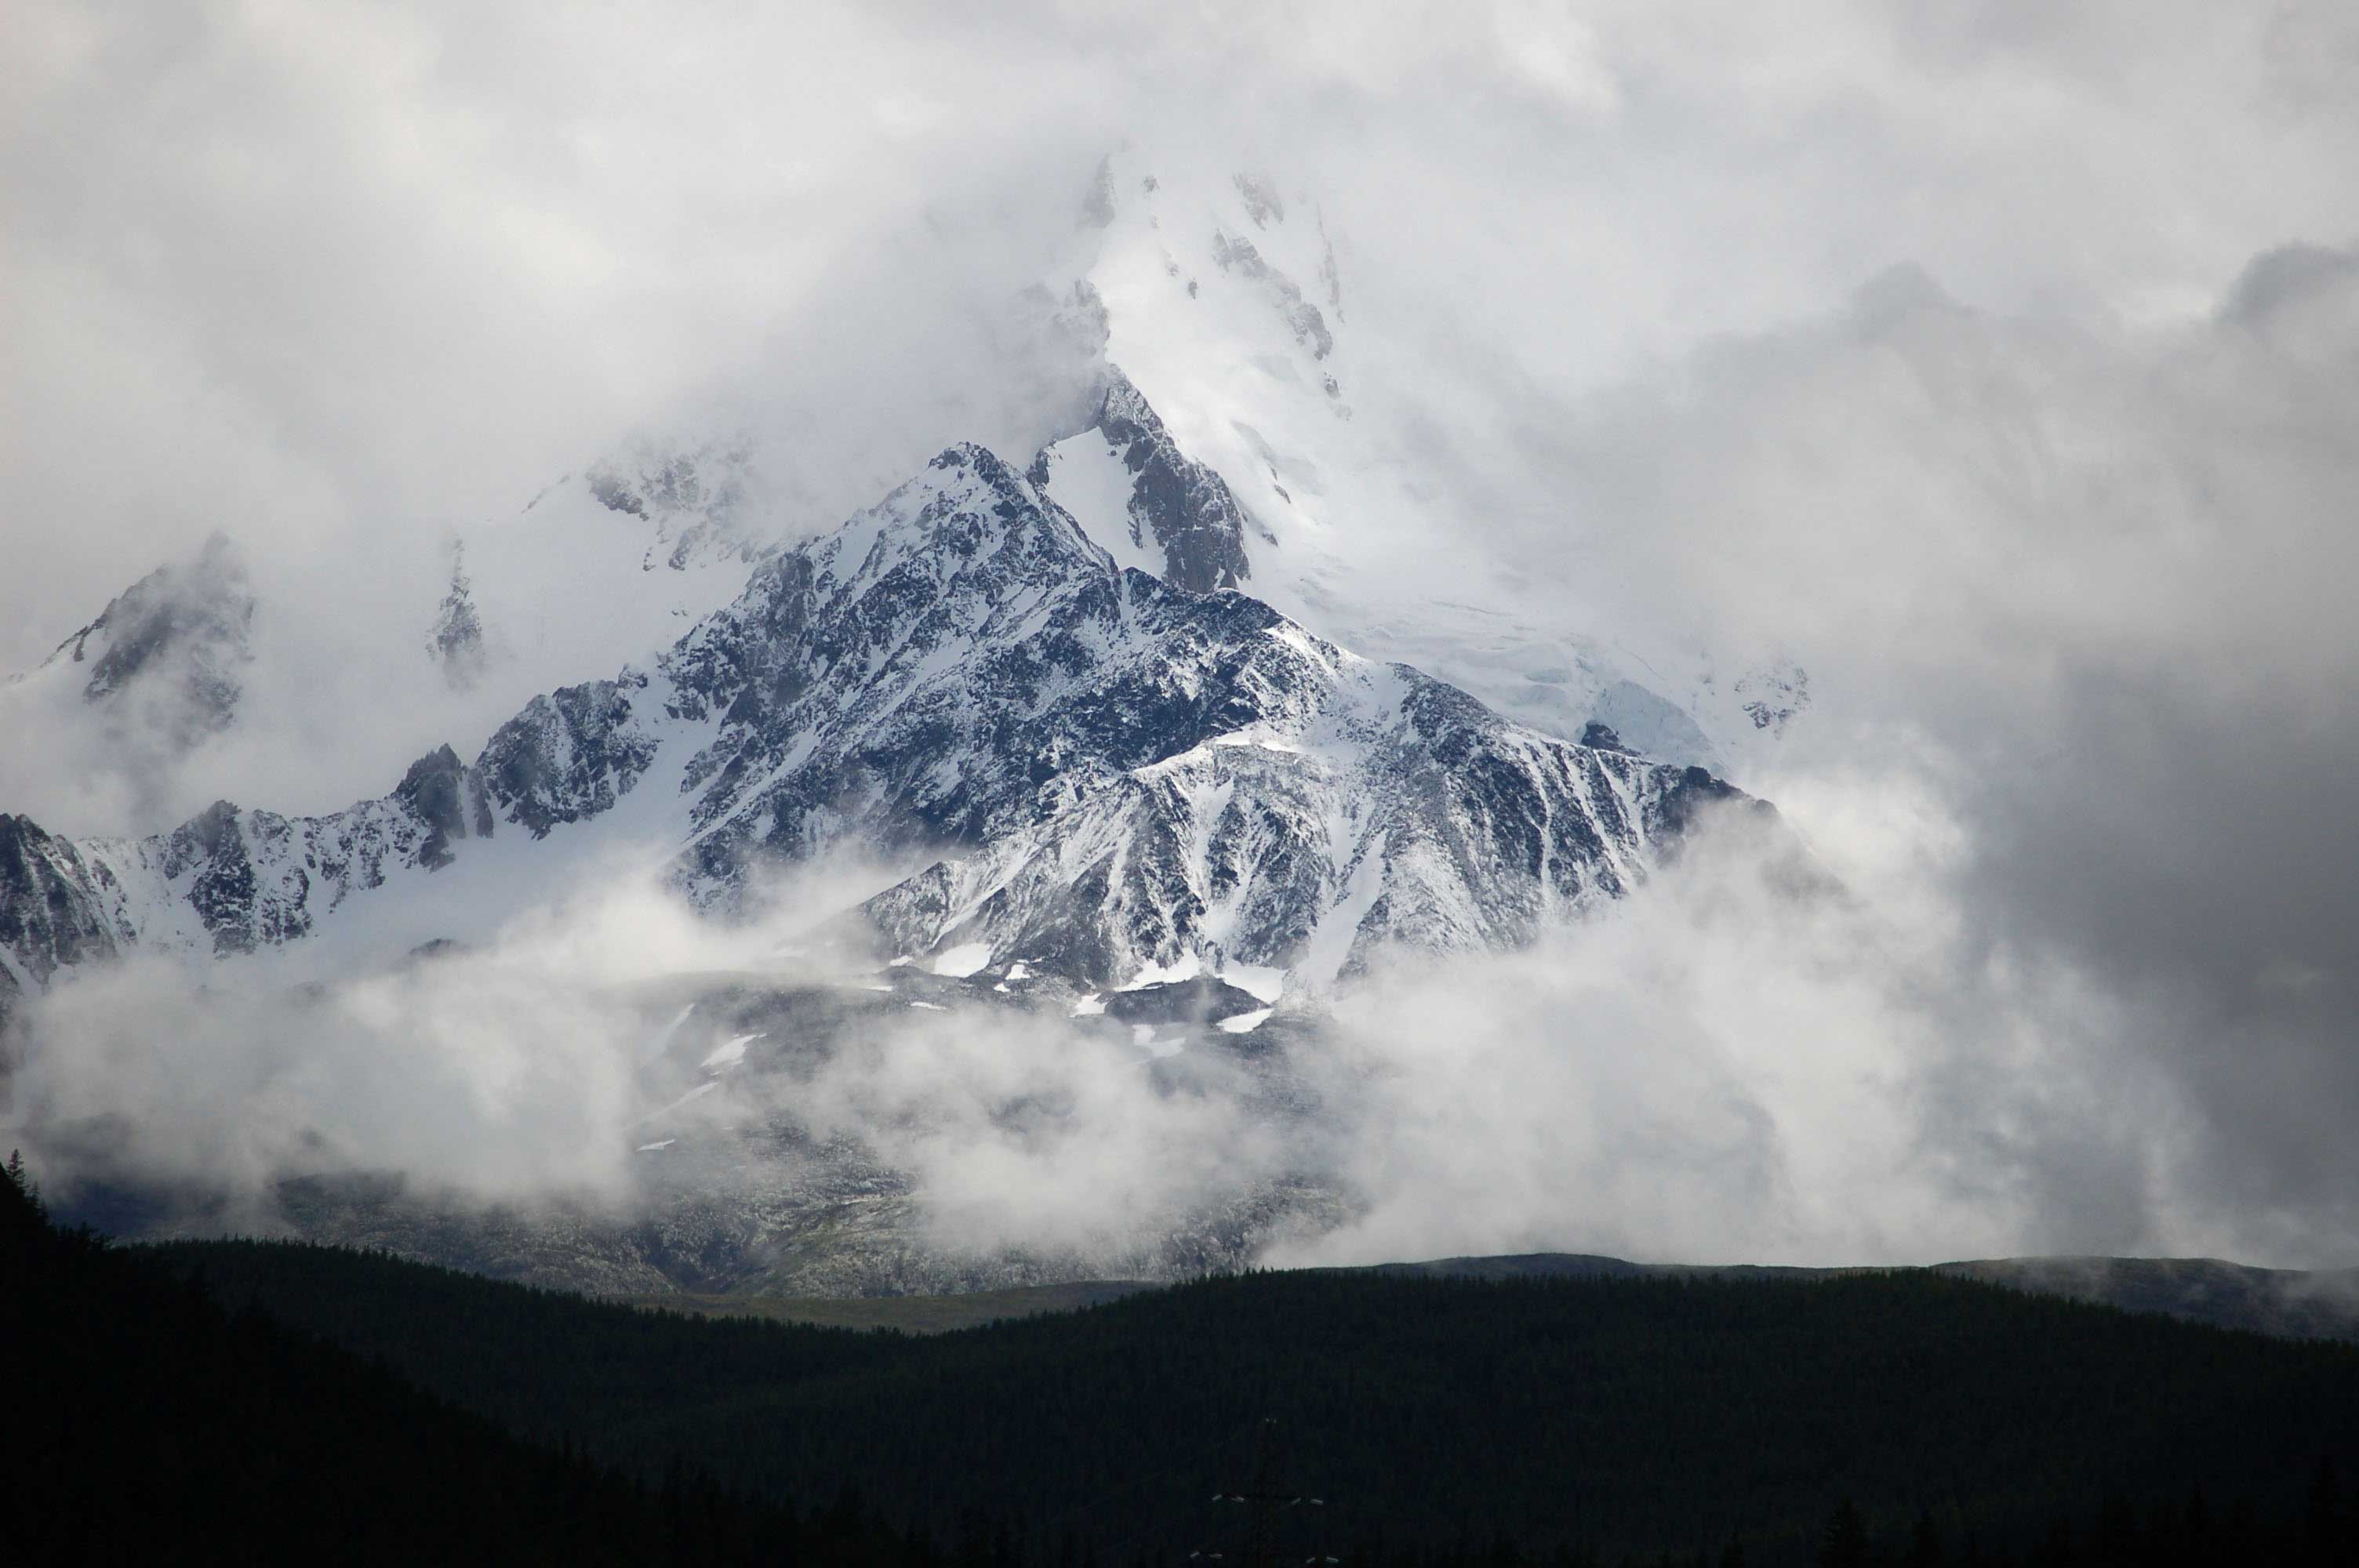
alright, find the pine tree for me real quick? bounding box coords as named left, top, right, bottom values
left=4, top=1147, right=41, bottom=1218
left=1818, top=1499, right=1869, bottom=1568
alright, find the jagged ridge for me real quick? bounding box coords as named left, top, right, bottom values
left=0, top=420, right=1761, bottom=1020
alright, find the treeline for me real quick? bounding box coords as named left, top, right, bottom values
left=125, top=1225, right=2359, bottom=1565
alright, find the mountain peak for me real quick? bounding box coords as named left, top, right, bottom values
left=22, top=532, right=256, bottom=755
left=801, top=439, right=1112, bottom=609
left=1027, top=366, right=1256, bottom=596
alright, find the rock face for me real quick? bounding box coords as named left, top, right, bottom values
left=0, top=403, right=1763, bottom=1020
left=1029, top=368, right=1260, bottom=595
left=1212, top=229, right=1336, bottom=363
left=583, top=437, right=765, bottom=573
left=656, top=440, right=1752, bottom=987
left=0, top=815, right=134, bottom=1024
left=424, top=543, right=489, bottom=690
left=36, top=782, right=487, bottom=977
left=33, top=533, right=255, bottom=750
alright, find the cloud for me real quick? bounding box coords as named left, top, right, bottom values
left=0, top=845, right=1300, bottom=1269
left=9, top=1, right=2354, bottom=653
left=5, top=1, right=2359, bottom=1272
left=0, top=794, right=2251, bottom=1276
left=1507, top=243, right=2359, bottom=1265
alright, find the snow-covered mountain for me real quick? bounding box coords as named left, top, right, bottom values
left=0, top=410, right=1757, bottom=1028
left=0, top=433, right=791, bottom=848
left=0, top=153, right=1801, bottom=869
left=1049, top=152, right=1812, bottom=774
left=0, top=156, right=1799, bottom=1037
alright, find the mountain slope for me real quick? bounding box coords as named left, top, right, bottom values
left=1058, top=154, right=1813, bottom=774
left=0, top=430, right=1757, bottom=1020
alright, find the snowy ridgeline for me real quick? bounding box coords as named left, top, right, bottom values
left=0, top=421, right=1759, bottom=1027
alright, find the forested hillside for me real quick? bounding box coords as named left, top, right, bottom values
left=136, top=1231, right=2359, bottom=1565
left=6, top=1159, right=923, bottom=1565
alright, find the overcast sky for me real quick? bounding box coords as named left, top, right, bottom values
left=5, top=1, right=2357, bottom=1269
left=9, top=2, right=2354, bottom=664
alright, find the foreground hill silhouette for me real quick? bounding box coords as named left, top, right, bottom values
left=1, top=1158, right=926, bottom=1565
left=131, top=1228, right=2358, bottom=1565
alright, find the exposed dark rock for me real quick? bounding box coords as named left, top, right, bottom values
left=1232, top=172, right=1285, bottom=228
left=1100, top=978, right=1268, bottom=1027
left=1211, top=230, right=1334, bottom=359
left=40, top=533, right=255, bottom=751
left=1579, top=721, right=1633, bottom=753
left=1030, top=368, right=1259, bottom=595
left=0, top=814, right=129, bottom=1028
left=393, top=745, right=493, bottom=869
left=425, top=541, right=489, bottom=690
left=587, top=471, right=645, bottom=517
left=1734, top=663, right=1811, bottom=735
left=583, top=439, right=764, bottom=572
left=481, top=678, right=660, bottom=838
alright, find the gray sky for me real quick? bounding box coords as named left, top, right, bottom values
left=9, top=2, right=2353, bottom=665
left=5, top=0, right=2358, bottom=1268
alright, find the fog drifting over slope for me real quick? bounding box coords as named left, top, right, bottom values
left=0, top=806, right=2156, bottom=1273
left=5, top=1, right=2357, bottom=1270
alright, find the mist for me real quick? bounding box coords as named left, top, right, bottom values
left=5, top=1, right=2358, bottom=1276
left=0, top=794, right=2301, bottom=1279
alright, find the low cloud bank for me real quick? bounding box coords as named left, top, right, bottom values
left=5, top=793, right=2327, bottom=1276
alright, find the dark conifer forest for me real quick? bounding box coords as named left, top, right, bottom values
left=11, top=1158, right=2357, bottom=1565
left=5, top=1157, right=871, bottom=1565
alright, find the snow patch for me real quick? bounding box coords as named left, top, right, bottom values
left=1220, top=964, right=1286, bottom=1004
left=642, top=1080, right=719, bottom=1122
left=1216, top=1007, right=1274, bottom=1033
left=1038, top=431, right=1159, bottom=579
left=1121, top=953, right=1204, bottom=990
left=700, top=1032, right=764, bottom=1069
left=931, top=941, right=994, bottom=978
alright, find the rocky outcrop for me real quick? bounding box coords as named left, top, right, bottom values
left=36, top=533, right=255, bottom=750
left=583, top=437, right=764, bottom=572
left=0, top=815, right=133, bottom=1029
left=1210, top=230, right=1334, bottom=361
left=424, top=542, right=489, bottom=690
left=1028, top=368, right=1260, bottom=594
